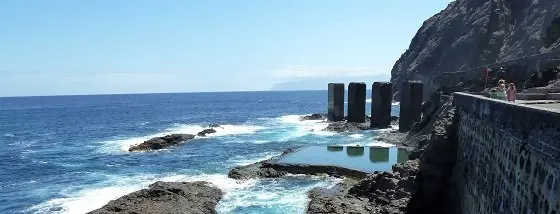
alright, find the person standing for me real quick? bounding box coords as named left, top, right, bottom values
left=507, top=83, right=517, bottom=102
left=497, top=79, right=507, bottom=100
left=490, top=88, right=499, bottom=99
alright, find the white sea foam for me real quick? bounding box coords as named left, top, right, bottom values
left=216, top=176, right=341, bottom=213
left=205, top=124, right=264, bottom=137
left=28, top=173, right=256, bottom=214
left=276, top=115, right=334, bottom=139
left=98, top=124, right=263, bottom=153
left=349, top=133, right=364, bottom=139
left=345, top=98, right=371, bottom=104
left=252, top=140, right=271, bottom=144
left=392, top=102, right=400, bottom=105
left=228, top=151, right=281, bottom=166
left=3, top=133, right=14, bottom=137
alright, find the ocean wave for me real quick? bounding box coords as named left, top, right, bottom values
left=28, top=173, right=256, bottom=214
left=204, top=124, right=264, bottom=137
left=228, top=151, right=281, bottom=167
left=3, top=133, right=15, bottom=137
left=216, top=176, right=341, bottom=213
left=348, top=133, right=364, bottom=139
left=276, top=115, right=334, bottom=138
left=252, top=140, right=271, bottom=144
left=98, top=124, right=264, bottom=153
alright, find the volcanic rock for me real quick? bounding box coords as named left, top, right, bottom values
left=197, top=128, right=217, bottom=137
left=88, top=181, right=223, bottom=214
left=129, top=134, right=195, bottom=152
left=300, top=113, right=328, bottom=121
left=391, top=0, right=560, bottom=100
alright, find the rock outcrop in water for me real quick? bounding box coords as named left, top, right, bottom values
left=129, top=134, right=196, bottom=152
left=128, top=124, right=222, bottom=152
left=88, top=181, right=223, bottom=214
left=300, top=113, right=328, bottom=121
left=197, top=128, right=217, bottom=137
left=391, top=0, right=560, bottom=99
left=323, top=120, right=371, bottom=133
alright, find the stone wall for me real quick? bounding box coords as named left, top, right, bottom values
left=452, top=92, right=560, bottom=214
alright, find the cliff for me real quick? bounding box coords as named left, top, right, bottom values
left=391, top=0, right=560, bottom=99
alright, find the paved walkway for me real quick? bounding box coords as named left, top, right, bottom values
left=518, top=100, right=560, bottom=110
left=530, top=102, right=560, bottom=110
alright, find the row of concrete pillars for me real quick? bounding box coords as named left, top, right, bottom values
left=327, top=81, right=423, bottom=132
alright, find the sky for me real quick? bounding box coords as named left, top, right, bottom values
left=0, top=0, right=451, bottom=97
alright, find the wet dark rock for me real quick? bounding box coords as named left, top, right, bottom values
left=88, top=181, right=223, bottom=214
left=300, top=113, right=328, bottom=121
left=197, top=128, right=217, bottom=137
left=228, top=162, right=288, bottom=180
left=129, top=134, right=195, bottom=152
left=307, top=160, right=420, bottom=214
left=407, top=95, right=459, bottom=214
left=227, top=148, right=297, bottom=180
left=323, top=119, right=371, bottom=133
left=208, top=123, right=221, bottom=128
left=264, top=162, right=367, bottom=179
left=307, top=182, right=373, bottom=214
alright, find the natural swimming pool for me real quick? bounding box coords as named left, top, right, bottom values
left=276, top=145, right=409, bottom=173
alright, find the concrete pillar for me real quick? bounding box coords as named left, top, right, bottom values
left=399, top=81, right=423, bottom=132
left=347, top=82, right=366, bottom=123
left=371, top=82, right=393, bottom=128
left=328, top=83, right=345, bottom=121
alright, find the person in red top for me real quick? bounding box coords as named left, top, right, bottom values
left=507, top=83, right=517, bottom=102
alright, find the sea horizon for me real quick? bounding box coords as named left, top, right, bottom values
left=0, top=89, right=333, bottom=99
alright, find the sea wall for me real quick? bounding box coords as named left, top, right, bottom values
left=452, top=92, right=560, bottom=214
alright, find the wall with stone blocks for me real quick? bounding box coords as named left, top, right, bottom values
left=452, top=92, right=560, bottom=214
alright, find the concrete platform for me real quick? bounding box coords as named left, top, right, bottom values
left=527, top=102, right=560, bottom=110
left=517, top=100, right=560, bottom=110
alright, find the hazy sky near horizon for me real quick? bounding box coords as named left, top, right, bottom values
left=0, top=0, right=451, bottom=97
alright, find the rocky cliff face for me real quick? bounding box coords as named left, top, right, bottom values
left=391, top=0, right=560, bottom=99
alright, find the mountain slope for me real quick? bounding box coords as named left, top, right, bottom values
left=391, top=0, right=560, bottom=99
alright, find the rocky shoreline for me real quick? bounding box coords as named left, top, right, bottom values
left=88, top=181, right=223, bottom=214
left=94, top=109, right=451, bottom=213
left=299, top=94, right=459, bottom=214
left=307, top=160, right=419, bottom=214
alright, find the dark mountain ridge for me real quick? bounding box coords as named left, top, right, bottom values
left=391, top=0, right=560, bottom=99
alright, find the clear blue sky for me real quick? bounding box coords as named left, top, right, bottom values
left=0, top=0, right=451, bottom=97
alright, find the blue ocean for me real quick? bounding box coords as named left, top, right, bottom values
left=0, top=91, right=399, bottom=214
